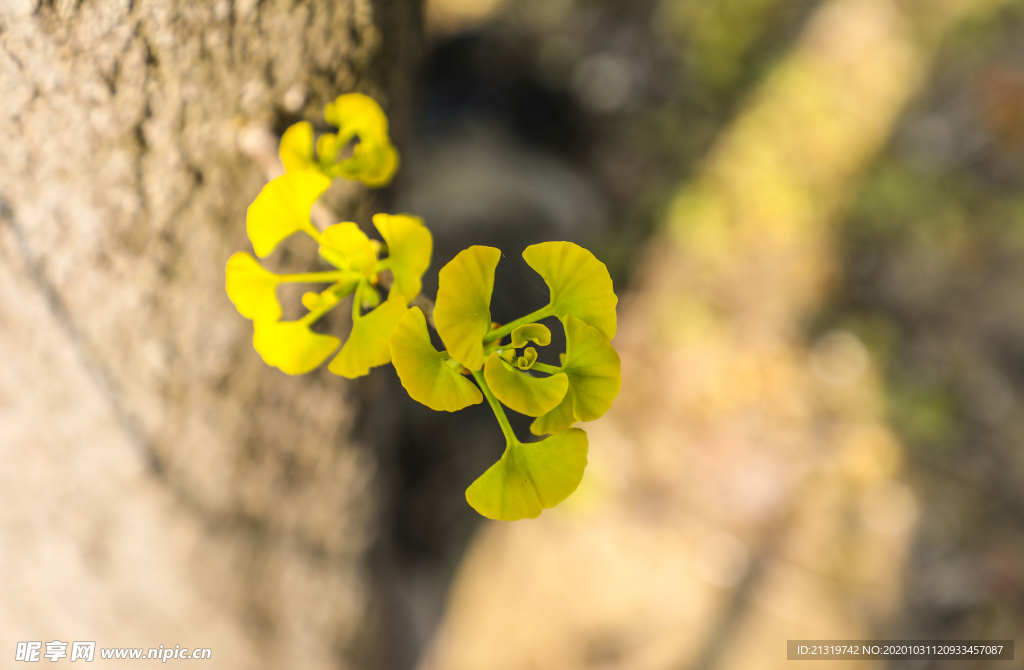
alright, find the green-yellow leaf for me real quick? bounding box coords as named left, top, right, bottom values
left=225, top=252, right=282, bottom=321
left=465, top=428, right=588, bottom=521
left=511, top=323, right=551, bottom=348
left=252, top=320, right=340, bottom=375
left=319, top=222, right=377, bottom=276
left=516, top=347, right=538, bottom=370
left=531, top=316, right=621, bottom=435
left=329, top=296, right=408, bottom=378
left=373, top=213, right=432, bottom=304
left=434, top=246, right=500, bottom=371
left=301, top=290, right=340, bottom=311
left=484, top=352, right=567, bottom=417
left=280, top=121, right=317, bottom=174
left=323, top=93, right=399, bottom=188
left=522, top=241, right=617, bottom=340
left=246, top=171, right=330, bottom=258
left=390, top=307, right=484, bottom=411
left=530, top=391, right=575, bottom=436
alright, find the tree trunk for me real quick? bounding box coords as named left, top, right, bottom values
left=0, top=1, right=418, bottom=667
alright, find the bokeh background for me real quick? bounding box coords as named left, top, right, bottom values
left=2, top=0, right=1023, bottom=668
left=386, top=0, right=1024, bottom=668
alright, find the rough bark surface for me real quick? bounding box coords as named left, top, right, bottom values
left=0, top=1, right=417, bottom=667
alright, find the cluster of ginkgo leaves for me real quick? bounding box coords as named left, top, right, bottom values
left=227, top=93, right=621, bottom=521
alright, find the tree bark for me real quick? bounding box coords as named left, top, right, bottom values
left=0, top=1, right=418, bottom=667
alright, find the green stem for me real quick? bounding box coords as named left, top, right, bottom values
left=300, top=302, right=334, bottom=326
left=279, top=270, right=347, bottom=283
left=352, top=280, right=365, bottom=322
left=531, top=361, right=561, bottom=375
left=472, top=370, right=518, bottom=447
left=483, top=304, right=554, bottom=345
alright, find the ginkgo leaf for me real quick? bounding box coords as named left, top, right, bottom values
left=465, top=428, right=588, bottom=521
left=529, top=392, right=575, bottom=436
left=516, top=347, right=538, bottom=370
left=316, top=133, right=341, bottom=167
left=301, top=290, right=340, bottom=311
left=323, top=93, right=400, bottom=188
left=390, top=307, right=484, bottom=411
left=280, top=121, right=317, bottom=174
left=373, top=213, right=432, bottom=303
left=252, top=320, right=340, bottom=375
left=530, top=316, right=621, bottom=435
left=434, top=246, right=500, bottom=371
left=484, top=352, right=567, bottom=417
left=511, top=323, right=551, bottom=348
left=522, top=241, right=617, bottom=340
left=225, top=252, right=282, bottom=321
left=246, top=171, right=330, bottom=258
left=329, top=296, right=408, bottom=378
left=319, top=222, right=376, bottom=276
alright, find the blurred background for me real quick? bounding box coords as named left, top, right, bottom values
left=382, top=0, right=1024, bottom=668
left=2, top=0, right=1024, bottom=668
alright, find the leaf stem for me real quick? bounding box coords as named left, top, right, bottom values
left=352, top=280, right=364, bottom=322
left=472, top=370, right=519, bottom=447
left=531, top=361, right=561, bottom=375
left=279, top=270, right=347, bottom=283
left=483, top=304, right=554, bottom=345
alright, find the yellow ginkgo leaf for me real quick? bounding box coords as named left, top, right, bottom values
left=531, top=316, right=621, bottom=435
left=323, top=93, right=400, bottom=188
left=319, top=222, right=377, bottom=276
left=373, top=213, right=432, bottom=304
left=225, top=252, right=282, bottom=321
left=252, top=320, right=340, bottom=375
left=246, top=171, right=330, bottom=258
left=434, top=246, right=501, bottom=371
left=516, top=347, right=538, bottom=370
left=390, top=307, right=484, bottom=411
left=329, top=296, right=409, bottom=379
left=484, top=352, right=568, bottom=417
left=279, top=121, right=317, bottom=174
left=511, top=323, right=551, bottom=348
left=530, top=392, right=575, bottom=436
left=465, top=428, right=589, bottom=521
left=301, top=290, right=341, bottom=312
left=523, top=241, right=618, bottom=340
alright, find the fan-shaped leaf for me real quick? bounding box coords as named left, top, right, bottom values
left=280, top=121, right=317, bottom=174
left=252, top=320, right=340, bottom=375
left=531, top=316, right=621, bottom=435
left=319, top=222, right=376, bottom=276
left=323, top=93, right=399, bottom=187
left=373, top=213, right=432, bottom=303
left=511, top=323, right=551, bottom=348
left=390, top=308, right=484, bottom=412
left=522, top=241, right=617, bottom=340
left=225, top=252, right=282, bottom=321
left=434, top=246, right=500, bottom=371
left=484, top=352, right=568, bottom=417
left=246, top=171, right=330, bottom=258
left=329, top=296, right=408, bottom=378
left=465, top=428, right=588, bottom=521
